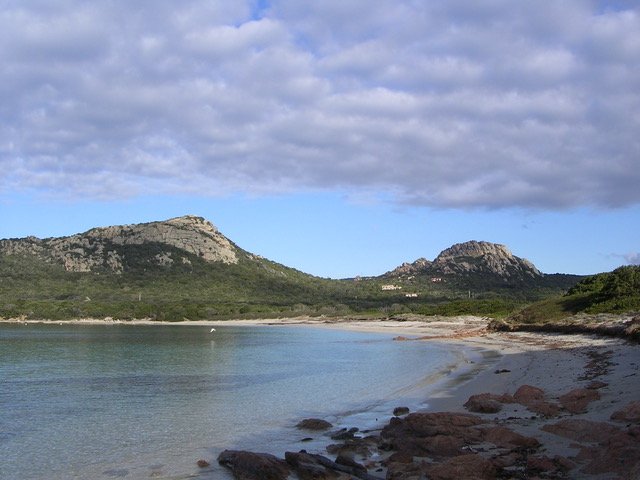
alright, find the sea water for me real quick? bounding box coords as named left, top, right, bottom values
left=0, top=323, right=466, bottom=479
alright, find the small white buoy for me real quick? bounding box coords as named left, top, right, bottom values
left=210, top=328, right=216, bottom=333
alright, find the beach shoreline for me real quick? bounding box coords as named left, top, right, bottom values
left=203, top=316, right=638, bottom=479
left=3, top=315, right=638, bottom=478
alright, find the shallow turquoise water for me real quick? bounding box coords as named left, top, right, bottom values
left=0, top=323, right=460, bottom=479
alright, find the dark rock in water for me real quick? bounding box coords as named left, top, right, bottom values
left=296, top=418, right=333, bottom=430
left=494, top=369, right=511, bottom=374
left=335, top=453, right=367, bottom=473
left=300, top=437, right=313, bottom=442
left=393, top=406, right=410, bottom=416
left=330, top=427, right=359, bottom=440
left=326, top=436, right=375, bottom=458
left=217, top=450, right=290, bottom=480
left=285, top=450, right=381, bottom=480
left=285, top=451, right=330, bottom=479
left=196, top=459, right=210, bottom=468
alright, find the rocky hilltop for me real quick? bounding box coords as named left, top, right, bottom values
left=387, top=240, right=542, bottom=281
left=1, top=217, right=544, bottom=282
left=0, top=215, right=239, bottom=273
left=0, top=216, right=584, bottom=321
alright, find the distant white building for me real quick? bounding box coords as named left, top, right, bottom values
left=404, top=293, right=418, bottom=298
left=381, top=284, right=402, bottom=291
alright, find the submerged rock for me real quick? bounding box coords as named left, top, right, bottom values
left=393, top=406, right=410, bottom=416
left=296, top=418, right=333, bottom=430
left=330, top=427, right=359, bottom=440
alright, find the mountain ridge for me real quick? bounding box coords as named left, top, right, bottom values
left=0, top=215, right=240, bottom=273
left=387, top=240, right=542, bottom=282
left=3, top=215, right=546, bottom=280
left=0, top=215, right=585, bottom=321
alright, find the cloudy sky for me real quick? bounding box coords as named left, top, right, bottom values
left=1, top=0, right=638, bottom=278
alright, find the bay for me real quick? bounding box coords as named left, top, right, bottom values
left=0, top=323, right=463, bottom=479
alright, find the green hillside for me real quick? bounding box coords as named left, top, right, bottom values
left=0, top=216, right=586, bottom=321
left=490, top=266, right=640, bottom=340
left=0, top=244, right=353, bottom=320
left=0, top=250, right=580, bottom=322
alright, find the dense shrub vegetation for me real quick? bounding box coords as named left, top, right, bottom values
left=490, top=266, right=640, bottom=339
left=565, top=265, right=640, bottom=313
left=0, top=241, right=592, bottom=321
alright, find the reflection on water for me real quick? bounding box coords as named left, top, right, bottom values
left=0, top=323, right=459, bottom=479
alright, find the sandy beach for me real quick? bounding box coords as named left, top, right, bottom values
left=3, top=315, right=639, bottom=478
left=207, top=316, right=639, bottom=479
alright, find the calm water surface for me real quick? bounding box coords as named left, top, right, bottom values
left=0, top=323, right=463, bottom=479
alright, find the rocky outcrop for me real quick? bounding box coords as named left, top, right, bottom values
left=432, top=241, right=541, bottom=278
left=296, top=418, right=333, bottom=430
left=542, top=419, right=640, bottom=477
left=0, top=215, right=238, bottom=273
left=217, top=450, right=290, bottom=480
left=611, top=401, right=640, bottom=423
left=463, top=393, right=514, bottom=413
left=218, top=449, right=380, bottom=480
left=213, top=372, right=640, bottom=480
left=385, top=240, right=542, bottom=281
left=387, top=258, right=432, bottom=276
left=559, top=388, right=600, bottom=414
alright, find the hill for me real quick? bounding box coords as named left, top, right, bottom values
left=0, top=216, right=354, bottom=320
left=0, top=216, right=583, bottom=321
left=381, top=240, right=581, bottom=303
left=489, top=266, right=640, bottom=340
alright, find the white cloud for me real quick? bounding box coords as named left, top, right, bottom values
left=1, top=0, right=639, bottom=210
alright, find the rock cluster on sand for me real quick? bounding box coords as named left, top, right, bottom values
left=216, top=381, right=640, bottom=479
left=213, top=337, right=640, bottom=480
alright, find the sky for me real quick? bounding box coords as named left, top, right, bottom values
left=1, top=0, right=639, bottom=279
